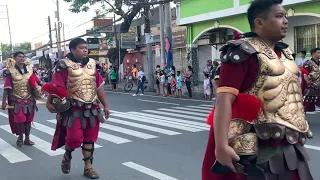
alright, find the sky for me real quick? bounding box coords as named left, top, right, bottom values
left=0, top=0, right=105, bottom=45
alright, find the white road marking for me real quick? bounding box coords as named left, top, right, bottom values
left=0, top=138, right=32, bottom=163
left=110, top=111, right=202, bottom=132
left=137, top=99, right=180, bottom=105
left=47, top=120, right=131, bottom=144
left=107, top=91, right=213, bottom=103
left=0, top=125, right=65, bottom=156
left=33, top=122, right=103, bottom=148
left=185, top=106, right=213, bottom=110
left=0, top=111, right=8, bottom=118
left=142, top=110, right=206, bottom=121
left=0, top=100, right=46, bottom=105
left=127, top=112, right=209, bottom=130
left=100, top=124, right=158, bottom=139
left=171, top=107, right=210, bottom=113
left=305, top=144, right=320, bottom=151
left=199, top=104, right=214, bottom=107
left=122, top=162, right=178, bottom=180
left=158, top=108, right=208, bottom=117
left=108, top=118, right=181, bottom=135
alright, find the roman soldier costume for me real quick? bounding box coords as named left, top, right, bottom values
left=42, top=53, right=105, bottom=179
left=301, top=58, right=320, bottom=112
left=2, top=60, right=44, bottom=147
left=202, top=33, right=313, bottom=180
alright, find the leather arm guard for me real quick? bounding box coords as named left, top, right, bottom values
left=219, top=39, right=257, bottom=63
left=41, top=83, right=70, bottom=113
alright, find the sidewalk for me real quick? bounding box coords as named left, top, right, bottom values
left=103, top=81, right=212, bottom=100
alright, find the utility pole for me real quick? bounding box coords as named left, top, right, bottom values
left=143, top=1, right=154, bottom=92
left=62, top=23, right=66, bottom=55
left=55, top=0, right=62, bottom=58
left=47, top=16, right=53, bottom=48
left=0, top=5, right=13, bottom=53
left=159, top=4, right=166, bottom=68
left=164, top=2, right=173, bottom=67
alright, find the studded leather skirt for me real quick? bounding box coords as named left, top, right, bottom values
left=56, top=99, right=105, bottom=129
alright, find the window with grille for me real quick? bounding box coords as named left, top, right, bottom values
left=294, top=24, right=319, bottom=54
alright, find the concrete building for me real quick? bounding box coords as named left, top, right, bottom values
left=177, top=0, right=320, bottom=82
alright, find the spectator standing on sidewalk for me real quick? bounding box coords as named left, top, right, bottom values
left=110, top=66, right=117, bottom=91
left=133, top=67, right=145, bottom=96
left=184, top=66, right=193, bottom=98
left=176, top=71, right=183, bottom=98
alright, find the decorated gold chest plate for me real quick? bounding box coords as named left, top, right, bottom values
left=8, top=64, right=33, bottom=99
left=64, top=58, right=98, bottom=103
left=245, top=37, right=309, bottom=133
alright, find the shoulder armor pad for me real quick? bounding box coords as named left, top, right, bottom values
left=2, top=69, right=11, bottom=77
left=219, top=39, right=257, bottom=63
left=54, top=60, right=68, bottom=72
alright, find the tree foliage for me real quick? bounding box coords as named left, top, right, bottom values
left=1, top=42, right=31, bottom=60
left=64, top=0, right=145, bottom=65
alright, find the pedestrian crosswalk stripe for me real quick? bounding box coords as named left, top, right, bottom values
left=0, top=137, right=32, bottom=163
left=47, top=120, right=131, bottom=144
left=142, top=110, right=206, bottom=122
left=186, top=106, right=212, bottom=110
left=199, top=104, right=213, bottom=107
left=122, top=162, right=178, bottom=180
left=0, top=125, right=65, bottom=156
left=28, top=122, right=103, bottom=148
left=108, top=118, right=181, bottom=135
left=171, top=107, right=210, bottom=113
left=111, top=111, right=202, bottom=132
left=100, top=124, right=158, bottom=139
left=158, top=108, right=208, bottom=117
left=126, top=112, right=209, bottom=130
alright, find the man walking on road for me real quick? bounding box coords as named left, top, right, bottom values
left=43, top=38, right=110, bottom=179
left=202, top=0, right=313, bottom=179
left=2, top=51, right=44, bottom=147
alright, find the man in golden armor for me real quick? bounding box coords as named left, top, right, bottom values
left=2, top=51, right=44, bottom=147
left=300, top=48, right=320, bottom=112
left=43, top=38, right=110, bottom=179
left=202, top=0, right=313, bottom=180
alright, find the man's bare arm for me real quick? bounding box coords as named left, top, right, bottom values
left=97, top=88, right=108, bottom=108
left=214, top=93, right=236, bottom=148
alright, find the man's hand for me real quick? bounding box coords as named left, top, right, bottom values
left=1, top=101, right=7, bottom=110
left=46, top=103, right=57, bottom=113
left=104, top=106, right=110, bottom=119
left=215, top=145, right=240, bottom=173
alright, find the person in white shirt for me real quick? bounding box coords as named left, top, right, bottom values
left=296, top=51, right=307, bottom=83
left=133, top=67, right=145, bottom=96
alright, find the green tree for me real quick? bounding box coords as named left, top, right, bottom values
left=1, top=42, right=32, bottom=60
left=63, top=0, right=171, bottom=65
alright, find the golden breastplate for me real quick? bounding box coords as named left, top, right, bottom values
left=65, top=59, right=97, bottom=103
left=9, top=66, right=32, bottom=99
left=305, top=60, right=320, bottom=87
left=245, top=38, right=309, bottom=133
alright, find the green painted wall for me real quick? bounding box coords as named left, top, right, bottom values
left=180, top=0, right=234, bottom=18
left=187, top=1, right=320, bottom=43
left=240, top=0, right=252, bottom=6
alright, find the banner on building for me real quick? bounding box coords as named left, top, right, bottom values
left=121, top=33, right=136, bottom=49
left=93, top=18, right=113, bottom=33
left=89, top=49, right=100, bottom=57
left=87, top=38, right=100, bottom=49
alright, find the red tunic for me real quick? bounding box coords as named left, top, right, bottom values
left=51, top=66, right=105, bottom=150
left=3, top=73, right=37, bottom=135
left=202, top=51, right=300, bottom=180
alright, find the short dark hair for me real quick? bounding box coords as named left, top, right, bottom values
left=133, top=64, right=136, bottom=68
left=311, top=48, right=320, bottom=55
left=156, top=65, right=160, bottom=68
left=69, top=38, right=86, bottom=51
left=300, top=50, right=307, bottom=55
left=13, top=51, right=25, bottom=58
left=247, top=0, right=283, bottom=31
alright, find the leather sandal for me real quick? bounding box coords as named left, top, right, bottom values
left=61, top=152, right=72, bottom=174
left=84, top=168, right=99, bottom=179
left=16, top=137, right=23, bottom=147
left=24, top=139, right=35, bottom=146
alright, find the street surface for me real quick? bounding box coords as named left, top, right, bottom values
left=0, top=81, right=319, bottom=180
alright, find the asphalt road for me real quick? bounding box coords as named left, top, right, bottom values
left=0, top=82, right=319, bottom=180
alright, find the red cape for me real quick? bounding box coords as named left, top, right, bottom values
left=51, top=120, right=66, bottom=150
left=300, top=67, right=310, bottom=96
left=7, top=90, right=26, bottom=135
left=206, top=93, right=263, bottom=126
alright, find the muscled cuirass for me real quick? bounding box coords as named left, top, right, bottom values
left=64, top=59, right=98, bottom=103
left=8, top=65, right=32, bottom=99
left=304, top=59, right=320, bottom=87
left=245, top=38, right=309, bottom=133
